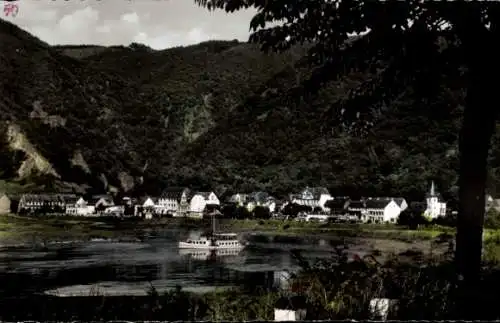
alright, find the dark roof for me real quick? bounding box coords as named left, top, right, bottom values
left=86, top=195, right=113, bottom=205
left=365, top=199, right=390, bottom=209
left=393, top=197, right=406, bottom=207
left=21, top=193, right=64, bottom=203
left=87, top=197, right=101, bottom=205
left=348, top=200, right=365, bottom=209
left=325, top=199, right=348, bottom=209
left=160, top=187, right=190, bottom=200
left=64, top=196, right=81, bottom=204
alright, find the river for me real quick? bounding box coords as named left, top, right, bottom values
left=0, top=227, right=442, bottom=299
left=0, top=229, right=345, bottom=298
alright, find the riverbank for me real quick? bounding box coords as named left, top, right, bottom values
left=222, top=219, right=454, bottom=241
left=2, top=214, right=500, bottom=249
left=0, top=214, right=451, bottom=243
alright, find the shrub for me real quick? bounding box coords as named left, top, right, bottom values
left=485, top=208, right=500, bottom=229
left=397, top=208, right=428, bottom=229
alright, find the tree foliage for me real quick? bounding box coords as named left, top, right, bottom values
left=253, top=205, right=271, bottom=219
left=195, top=0, right=500, bottom=295
left=485, top=208, right=500, bottom=229
left=397, top=206, right=428, bottom=229
left=3, top=15, right=500, bottom=203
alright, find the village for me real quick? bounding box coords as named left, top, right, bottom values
left=0, top=181, right=452, bottom=224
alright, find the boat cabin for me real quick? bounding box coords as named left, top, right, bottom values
left=184, top=233, right=241, bottom=247
left=213, top=233, right=238, bottom=240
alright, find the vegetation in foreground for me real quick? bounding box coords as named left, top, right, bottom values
left=3, top=214, right=500, bottom=319
left=3, top=248, right=500, bottom=320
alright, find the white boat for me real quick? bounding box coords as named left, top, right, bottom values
left=178, top=216, right=246, bottom=250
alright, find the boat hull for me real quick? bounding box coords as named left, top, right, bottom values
left=178, top=241, right=245, bottom=250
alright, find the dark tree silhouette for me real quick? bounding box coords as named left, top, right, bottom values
left=235, top=206, right=252, bottom=219
left=195, top=0, right=500, bottom=289
left=397, top=207, right=428, bottom=229
left=253, top=205, right=271, bottom=219
left=221, top=203, right=237, bottom=218
left=282, top=202, right=301, bottom=217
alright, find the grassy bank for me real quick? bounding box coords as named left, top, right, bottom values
left=3, top=213, right=500, bottom=246
left=221, top=219, right=455, bottom=241
left=0, top=214, right=453, bottom=243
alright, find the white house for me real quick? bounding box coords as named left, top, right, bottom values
left=190, top=191, right=220, bottom=215
left=291, top=187, right=333, bottom=211
left=392, top=198, right=408, bottom=212
left=347, top=200, right=366, bottom=214
left=65, top=197, right=95, bottom=216
left=364, top=199, right=401, bottom=223
left=423, top=181, right=447, bottom=219
left=87, top=195, right=115, bottom=214
left=142, top=197, right=156, bottom=208
left=158, top=187, right=191, bottom=216
left=245, top=191, right=276, bottom=212
left=0, top=193, right=11, bottom=214
left=103, top=205, right=125, bottom=216
left=485, top=194, right=500, bottom=213
left=228, top=193, right=248, bottom=206
left=134, top=196, right=159, bottom=217
left=18, top=193, right=66, bottom=213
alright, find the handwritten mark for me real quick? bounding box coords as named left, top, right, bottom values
left=4, top=2, right=19, bottom=18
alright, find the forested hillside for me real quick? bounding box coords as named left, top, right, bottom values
left=2, top=18, right=500, bottom=201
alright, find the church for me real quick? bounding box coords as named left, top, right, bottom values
left=423, top=181, right=447, bottom=219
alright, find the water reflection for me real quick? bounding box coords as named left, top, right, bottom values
left=0, top=235, right=337, bottom=297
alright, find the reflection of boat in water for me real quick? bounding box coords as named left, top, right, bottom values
left=178, top=248, right=245, bottom=261
left=178, top=215, right=246, bottom=250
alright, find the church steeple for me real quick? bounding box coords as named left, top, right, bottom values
left=426, top=181, right=438, bottom=198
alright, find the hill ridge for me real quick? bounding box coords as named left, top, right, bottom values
left=1, top=18, right=498, bottom=203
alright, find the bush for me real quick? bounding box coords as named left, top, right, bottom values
left=253, top=205, right=271, bottom=219
left=485, top=208, right=500, bottom=229
left=432, top=213, right=456, bottom=227
left=397, top=208, right=428, bottom=229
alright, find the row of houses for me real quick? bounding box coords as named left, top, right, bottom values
left=13, top=193, right=117, bottom=216
left=329, top=182, right=448, bottom=223
left=0, top=188, right=222, bottom=219
left=136, top=189, right=220, bottom=218
left=0, top=182, right=448, bottom=223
